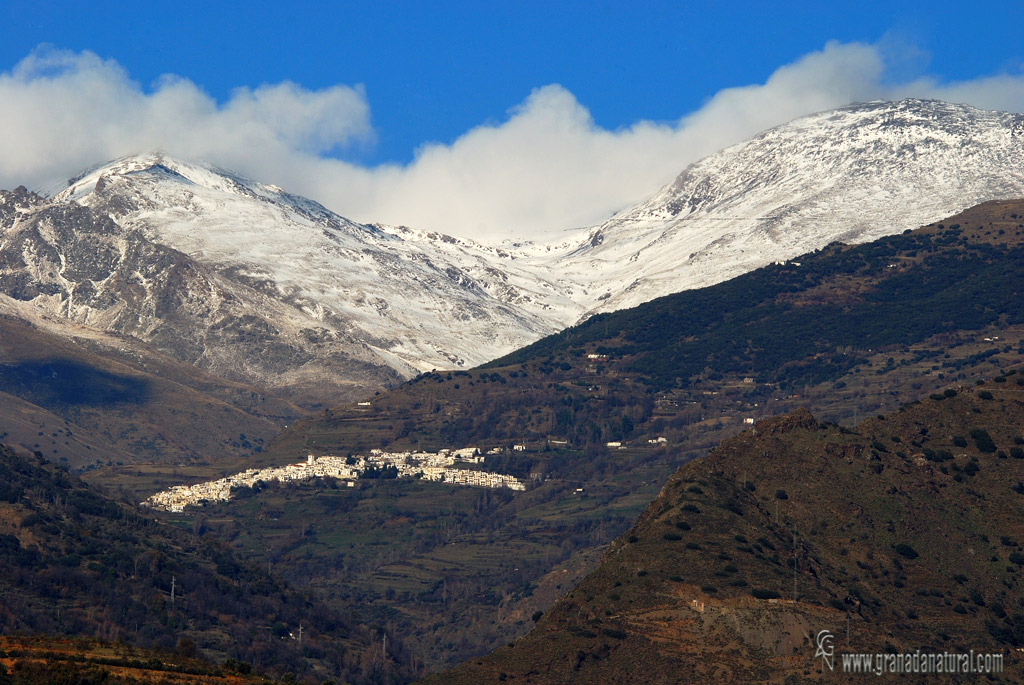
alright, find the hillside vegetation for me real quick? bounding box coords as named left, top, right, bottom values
left=433, top=375, right=1024, bottom=682
left=489, top=200, right=1024, bottom=389
left=0, top=635, right=276, bottom=684
left=0, top=443, right=411, bottom=683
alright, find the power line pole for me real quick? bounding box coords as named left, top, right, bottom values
left=170, top=575, right=176, bottom=606
left=792, top=530, right=797, bottom=602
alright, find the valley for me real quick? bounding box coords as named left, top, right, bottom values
left=3, top=98, right=1024, bottom=682
left=74, top=199, right=1024, bottom=675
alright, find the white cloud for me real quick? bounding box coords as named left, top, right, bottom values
left=2, top=42, right=1024, bottom=242
left=906, top=74, right=1024, bottom=113
left=0, top=47, right=371, bottom=190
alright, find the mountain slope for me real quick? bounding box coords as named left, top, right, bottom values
left=170, top=201, right=1024, bottom=675
left=0, top=442, right=414, bottom=683
left=0, top=302, right=304, bottom=470
left=430, top=381, right=1024, bottom=683
left=55, top=155, right=581, bottom=374
left=0, top=183, right=409, bottom=406
left=490, top=199, right=1024, bottom=392
left=548, top=98, right=1024, bottom=314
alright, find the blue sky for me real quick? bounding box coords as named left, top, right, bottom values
left=2, top=1, right=1024, bottom=240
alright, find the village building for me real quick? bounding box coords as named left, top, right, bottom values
left=143, top=445, right=525, bottom=512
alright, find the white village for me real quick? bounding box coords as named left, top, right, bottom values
left=143, top=447, right=526, bottom=512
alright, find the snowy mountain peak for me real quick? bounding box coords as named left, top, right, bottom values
left=60, top=153, right=215, bottom=200
left=5, top=98, right=1024, bottom=403
left=55, top=153, right=368, bottom=234
left=550, top=98, right=1024, bottom=314
left=11, top=151, right=582, bottom=402
left=614, top=98, right=1022, bottom=228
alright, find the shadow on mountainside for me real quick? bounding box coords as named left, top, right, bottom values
left=0, top=359, right=151, bottom=408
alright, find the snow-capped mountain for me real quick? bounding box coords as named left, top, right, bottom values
left=3, top=98, right=1024, bottom=404
left=56, top=154, right=585, bottom=360
left=547, top=98, right=1024, bottom=314
left=1, top=156, right=583, bottom=403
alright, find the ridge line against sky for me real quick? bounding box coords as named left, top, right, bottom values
left=2, top=2, right=1024, bottom=242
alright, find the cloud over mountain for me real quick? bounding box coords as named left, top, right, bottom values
left=0, top=47, right=373, bottom=187
left=2, top=41, right=1024, bottom=242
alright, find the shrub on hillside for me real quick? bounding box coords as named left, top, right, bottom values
left=894, top=543, right=919, bottom=560
left=970, top=429, right=997, bottom=453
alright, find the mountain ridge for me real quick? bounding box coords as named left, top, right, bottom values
left=39, top=154, right=582, bottom=381
left=553, top=98, right=1024, bottom=315
left=5, top=99, right=1024, bottom=408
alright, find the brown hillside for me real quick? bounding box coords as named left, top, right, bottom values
left=0, top=309, right=305, bottom=477
left=0, top=635, right=267, bottom=684
left=0, top=443, right=412, bottom=683
left=432, top=375, right=1024, bottom=683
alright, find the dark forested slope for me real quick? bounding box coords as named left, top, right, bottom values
left=0, top=443, right=411, bottom=683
